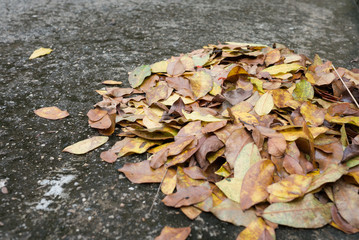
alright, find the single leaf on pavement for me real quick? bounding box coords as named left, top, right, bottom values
left=29, top=47, right=53, bottom=59
left=210, top=199, right=257, bottom=227
left=240, top=160, right=275, bottom=210
left=34, top=106, right=69, bottom=120
left=118, top=160, right=167, bottom=184
left=128, top=65, right=151, bottom=88
left=155, top=226, right=191, bottom=240
left=63, top=136, right=109, bottom=154
left=262, top=194, right=333, bottom=228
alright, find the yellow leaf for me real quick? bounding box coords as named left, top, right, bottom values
left=182, top=109, right=224, bottom=122
left=209, top=81, right=222, bottom=95
left=102, top=80, right=122, bottom=85
left=186, top=71, right=213, bottom=99
left=237, top=112, right=259, bottom=125
left=300, top=101, right=326, bottom=126
left=267, top=174, right=312, bottom=203
left=237, top=218, right=275, bottom=240
left=63, top=136, right=109, bottom=154
left=262, top=63, right=303, bottom=75
left=151, top=60, right=168, bottom=73
left=29, top=47, right=53, bottom=59
left=160, top=93, right=194, bottom=105
left=118, top=137, right=159, bottom=157
left=161, top=168, right=177, bottom=195
left=249, top=77, right=264, bottom=93
left=216, top=178, right=242, bottom=203
left=254, top=92, right=274, bottom=116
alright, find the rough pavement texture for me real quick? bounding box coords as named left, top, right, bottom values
left=1, top=0, right=358, bottom=239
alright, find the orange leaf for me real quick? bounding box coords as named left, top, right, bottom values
left=155, top=226, right=191, bottom=240
left=34, top=106, right=69, bottom=120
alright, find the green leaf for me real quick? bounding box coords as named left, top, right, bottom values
left=262, top=194, right=333, bottom=228
left=128, top=65, right=151, bottom=88
left=292, top=79, right=314, bottom=101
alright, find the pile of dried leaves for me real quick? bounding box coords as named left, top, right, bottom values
left=79, top=42, right=359, bottom=239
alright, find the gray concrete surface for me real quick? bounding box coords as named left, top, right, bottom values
left=0, top=0, right=358, bottom=239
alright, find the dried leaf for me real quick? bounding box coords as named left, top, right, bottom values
left=118, top=160, right=167, bottom=183
left=262, top=194, right=333, bottom=228
left=292, top=79, right=314, bottom=101
left=187, top=71, right=213, bottom=99
left=300, top=101, right=325, bottom=126
left=210, top=199, right=257, bottom=226
left=102, top=80, right=122, bottom=85
left=29, top=47, right=52, bottom=59
left=63, top=136, right=109, bottom=154
left=162, top=186, right=212, bottom=208
left=262, top=63, right=303, bottom=75
left=225, top=128, right=253, bottom=168
left=237, top=218, right=275, bottom=240
left=240, top=160, right=275, bottom=210
left=333, top=180, right=359, bottom=229
left=151, top=60, right=168, bottom=73
left=267, top=174, right=312, bottom=203
left=216, top=178, right=242, bottom=203
left=34, top=106, right=69, bottom=120
left=254, top=92, right=274, bottom=116
left=234, top=142, right=261, bottom=180
left=155, top=226, right=191, bottom=240
left=307, top=164, right=347, bottom=192
left=128, top=65, right=151, bottom=88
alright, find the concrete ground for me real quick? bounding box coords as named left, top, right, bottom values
left=0, top=0, right=358, bottom=239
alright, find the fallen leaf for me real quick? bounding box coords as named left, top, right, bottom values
left=234, top=142, right=261, bottom=180
left=162, top=186, right=212, bottom=208
left=151, top=60, right=169, bottom=73
left=155, top=226, right=191, bottom=240
left=240, top=160, right=275, bottom=210
left=262, top=194, right=333, bottom=228
left=186, top=71, right=213, bottom=99
left=63, top=136, right=109, bottom=154
left=118, top=160, right=167, bottom=183
left=210, top=199, right=257, bottom=226
left=237, top=217, right=275, bottom=240
left=128, top=65, right=151, bottom=88
left=161, top=168, right=177, bottom=195
left=254, top=92, right=274, bottom=116
left=307, top=164, right=347, bottom=192
left=216, top=178, right=242, bottom=203
left=29, top=47, right=52, bottom=59
left=34, top=106, right=69, bottom=120
left=300, top=101, right=326, bottom=126
left=292, top=79, right=314, bottom=101
left=333, top=180, right=359, bottom=229
left=167, top=58, right=186, bottom=76
left=267, top=174, right=312, bottom=203
left=262, top=63, right=303, bottom=75
left=102, top=80, right=123, bottom=85
left=225, top=128, right=253, bottom=168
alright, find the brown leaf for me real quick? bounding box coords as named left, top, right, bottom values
left=202, top=120, right=227, bottom=134
left=118, top=160, right=167, bottom=183
left=161, top=168, right=177, bottom=195
left=34, top=106, right=69, bottom=120
left=87, top=108, right=107, bottom=122
left=100, top=150, right=118, bottom=163
left=331, top=205, right=359, bottom=234
left=167, top=58, right=186, bottom=76
left=155, top=226, right=191, bottom=240
left=225, top=128, right=253, bottom=168
left=88, top=114, right=112, bottom=129
left=267, top=135, right=287, bottom=157
left=162, top=186, right=212, bottom=208
left=240, top=160, right=275, bottom=210
left=223, top=88, right=253, bottom=106
left=265, top=49, right=281, bottom=66
left=333, top=180, right=359, bottom=229
left=181, top=206, right=202, bottom=220
left=210, top=199, right=257, bottom=226
left=183, top=166, right=207, bottom=180
left=195, top=135, right=224, bottom=169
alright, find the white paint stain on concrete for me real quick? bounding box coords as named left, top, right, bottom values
left=35, top=174, right=76, bottom=211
